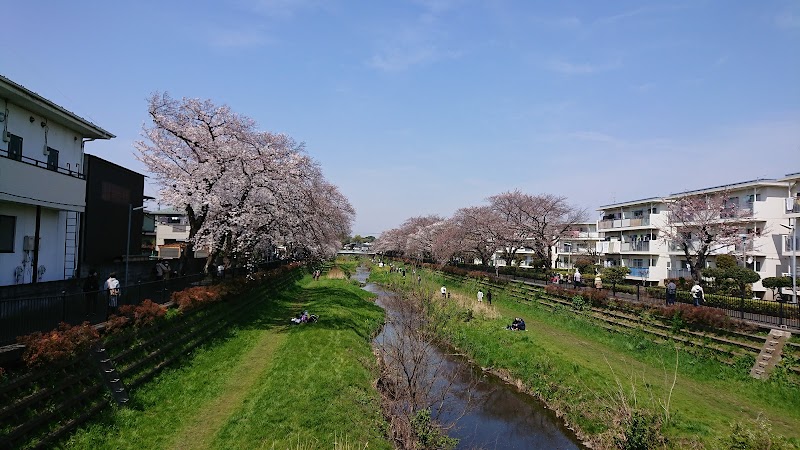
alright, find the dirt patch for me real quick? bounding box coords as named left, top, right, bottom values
left=326, top=267, right=346, bottom=279
left=447, top=292, right=501, bottom=319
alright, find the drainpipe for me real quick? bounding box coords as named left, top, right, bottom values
left=32, top=206, right=41, bottom=283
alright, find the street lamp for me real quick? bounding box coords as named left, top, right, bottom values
left=780, top=220, right=797, bottom=304
left=126, top=204, right=146, bottom=287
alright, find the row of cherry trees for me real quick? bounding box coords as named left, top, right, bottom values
left=375, top=188, right=759, bottom=280
left=373, top=191, right=588, bottom=268
left=136, top=93, right=354, bottom=272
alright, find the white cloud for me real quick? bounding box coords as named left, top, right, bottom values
left=207, top=28, right=269, bottom=49
left=775, top=11, right=800, bottom=29
left=245, top=0, right=320, bottom=18
left=632, top=82, right=655, bottom=93
left=545, top=59, right=620, bottom=75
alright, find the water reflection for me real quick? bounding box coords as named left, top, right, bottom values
left=357, top=266, right=584, bottom=449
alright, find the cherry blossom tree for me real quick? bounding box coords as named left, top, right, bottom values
left=136, top=92, right=353, bottom=272
left=659, top=190, right=755, bottom=281
left=489, top=191, right=587, bottom=268
left=450, top=206, right=503, bottom=267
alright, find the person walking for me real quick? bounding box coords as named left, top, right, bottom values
left=666, top=281, right=677, bottom=305
left=690, top=281, right=704, bottom=306
left=104, top=272, right=121, bottom=316
left=440, top=286, right=447, bottom=298
left=477, top=290, right=484, bottom=303
left=82, top=270, right=100, bottom=317
left=486, top=290, right=492, bottom=305
left=573, top=270, right=582, bottom=288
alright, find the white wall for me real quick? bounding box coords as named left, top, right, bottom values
left=0, top=203, right=68, bottom=285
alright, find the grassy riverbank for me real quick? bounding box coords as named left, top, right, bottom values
left=62, top=271, right=390, bottom=450
left=370, top=262, right=800, bottom=449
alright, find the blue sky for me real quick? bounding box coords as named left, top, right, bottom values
left=3, top=0, right=798, bottom=236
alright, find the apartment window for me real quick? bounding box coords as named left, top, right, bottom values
left=7, top=134, right=22, bottom=161
left=651, top=207, right=658, bottom=214
left=746, top=194, right=761, bottom=203
left=0, top=215, right=15, bottom=252
left=167, top=216, right=182, bottom=224
left=633, top=258, right=644, bottom=268
left=633, top=210, right=643, bottom=217
left=46, top=147, right=59, bottom=171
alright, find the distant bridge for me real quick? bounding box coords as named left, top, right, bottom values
left=337, top=249, right=376, bottom=256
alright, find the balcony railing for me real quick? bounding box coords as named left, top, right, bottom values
left=788, top=197, right=800, bottom=213
left=628, top=267, right=650, bottom=278
left=1, top=148, right=83, bottom=179
left=668, top=269, right=693, bottom=279
left=786, top=236, right=800, bottom=252
left=621, top=241, right=650, bottom=252
left=597, top=217, right=650, bottom=229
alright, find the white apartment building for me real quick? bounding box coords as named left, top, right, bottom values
left=553, top=222, right=602, bottom=269
left=0, top=76, right=114, bottom=285
left=597, top=177, right=799, bottom=299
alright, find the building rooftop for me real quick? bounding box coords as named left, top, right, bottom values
left=666, top=178, right=787, bottom=198
left=0, top=74, right=115, bottom=140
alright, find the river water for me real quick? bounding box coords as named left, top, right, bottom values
left=354, top=267, right=585, bottom=450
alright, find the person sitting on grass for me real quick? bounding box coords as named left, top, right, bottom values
left=291, top=310, right=318, bottom=324
left=507, top=317, right=526, bottom=331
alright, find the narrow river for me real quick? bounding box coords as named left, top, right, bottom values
left=353, top=267, right=585, bottom=450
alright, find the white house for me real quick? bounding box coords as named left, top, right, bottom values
left=0, top=75, right=114, bottom=285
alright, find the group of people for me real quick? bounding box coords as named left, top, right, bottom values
left=551, top=270, right=583, bottom=288
left=312, top=269, right=322, bottom=281
left=508, top=317, right=526, bottom=331
left=290, top=310, right=318, bottom=324
left=476, top=289, right=492, bottom=305
left=82, top=270, right=121, bottom=316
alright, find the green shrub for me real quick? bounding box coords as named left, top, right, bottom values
left=719, top=414, right=791, bottom=450
left=411, top=409, right=458, bottom=450
left=614, top=410, right=663, bottom=450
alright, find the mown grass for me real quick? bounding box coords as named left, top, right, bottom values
left=60, top=272, right=391, bottom=450
left=371, top=263, right=800, bottom=448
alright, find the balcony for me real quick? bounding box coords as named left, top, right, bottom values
left=596, top=241, right=621, bottom=254
left=786, top=236, right=800, bottom=253
left=668, top=269, right=693, bottom=279
left=597, top=217, right=651, bottom=230
left=621, top=241, right=650, bottom=252
left=628, top=267, right=650, bottom=278
left=0, top=152, right=86, bottom=211
left=787, top=197, right=800, bottom=214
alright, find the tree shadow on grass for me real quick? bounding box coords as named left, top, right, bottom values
left=288, top=285, right=385, bottom=341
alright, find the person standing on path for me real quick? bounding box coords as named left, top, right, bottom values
left=441, top=286, right=447, bottom=298
left=666, top=281, right=677, bottom=305
left=690, top=281, right=704, bottom=306
left=477, top=290, right=484, bottom=303
left=486, top=290, right=492, bottom=305
left=104, top=272, right=121, bottom=316
left=573, top=270, right=582, bottom=288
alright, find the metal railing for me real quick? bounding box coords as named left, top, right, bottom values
left=621, top=241, right=650, bottom=252
left=0, top=273, right=204, bottom=346
left=1, top=148, right=84, bottom=179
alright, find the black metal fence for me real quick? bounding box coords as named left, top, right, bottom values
left=542, top=278, right=800, bottom=330
left=0, top=274, right=204, bottom=346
